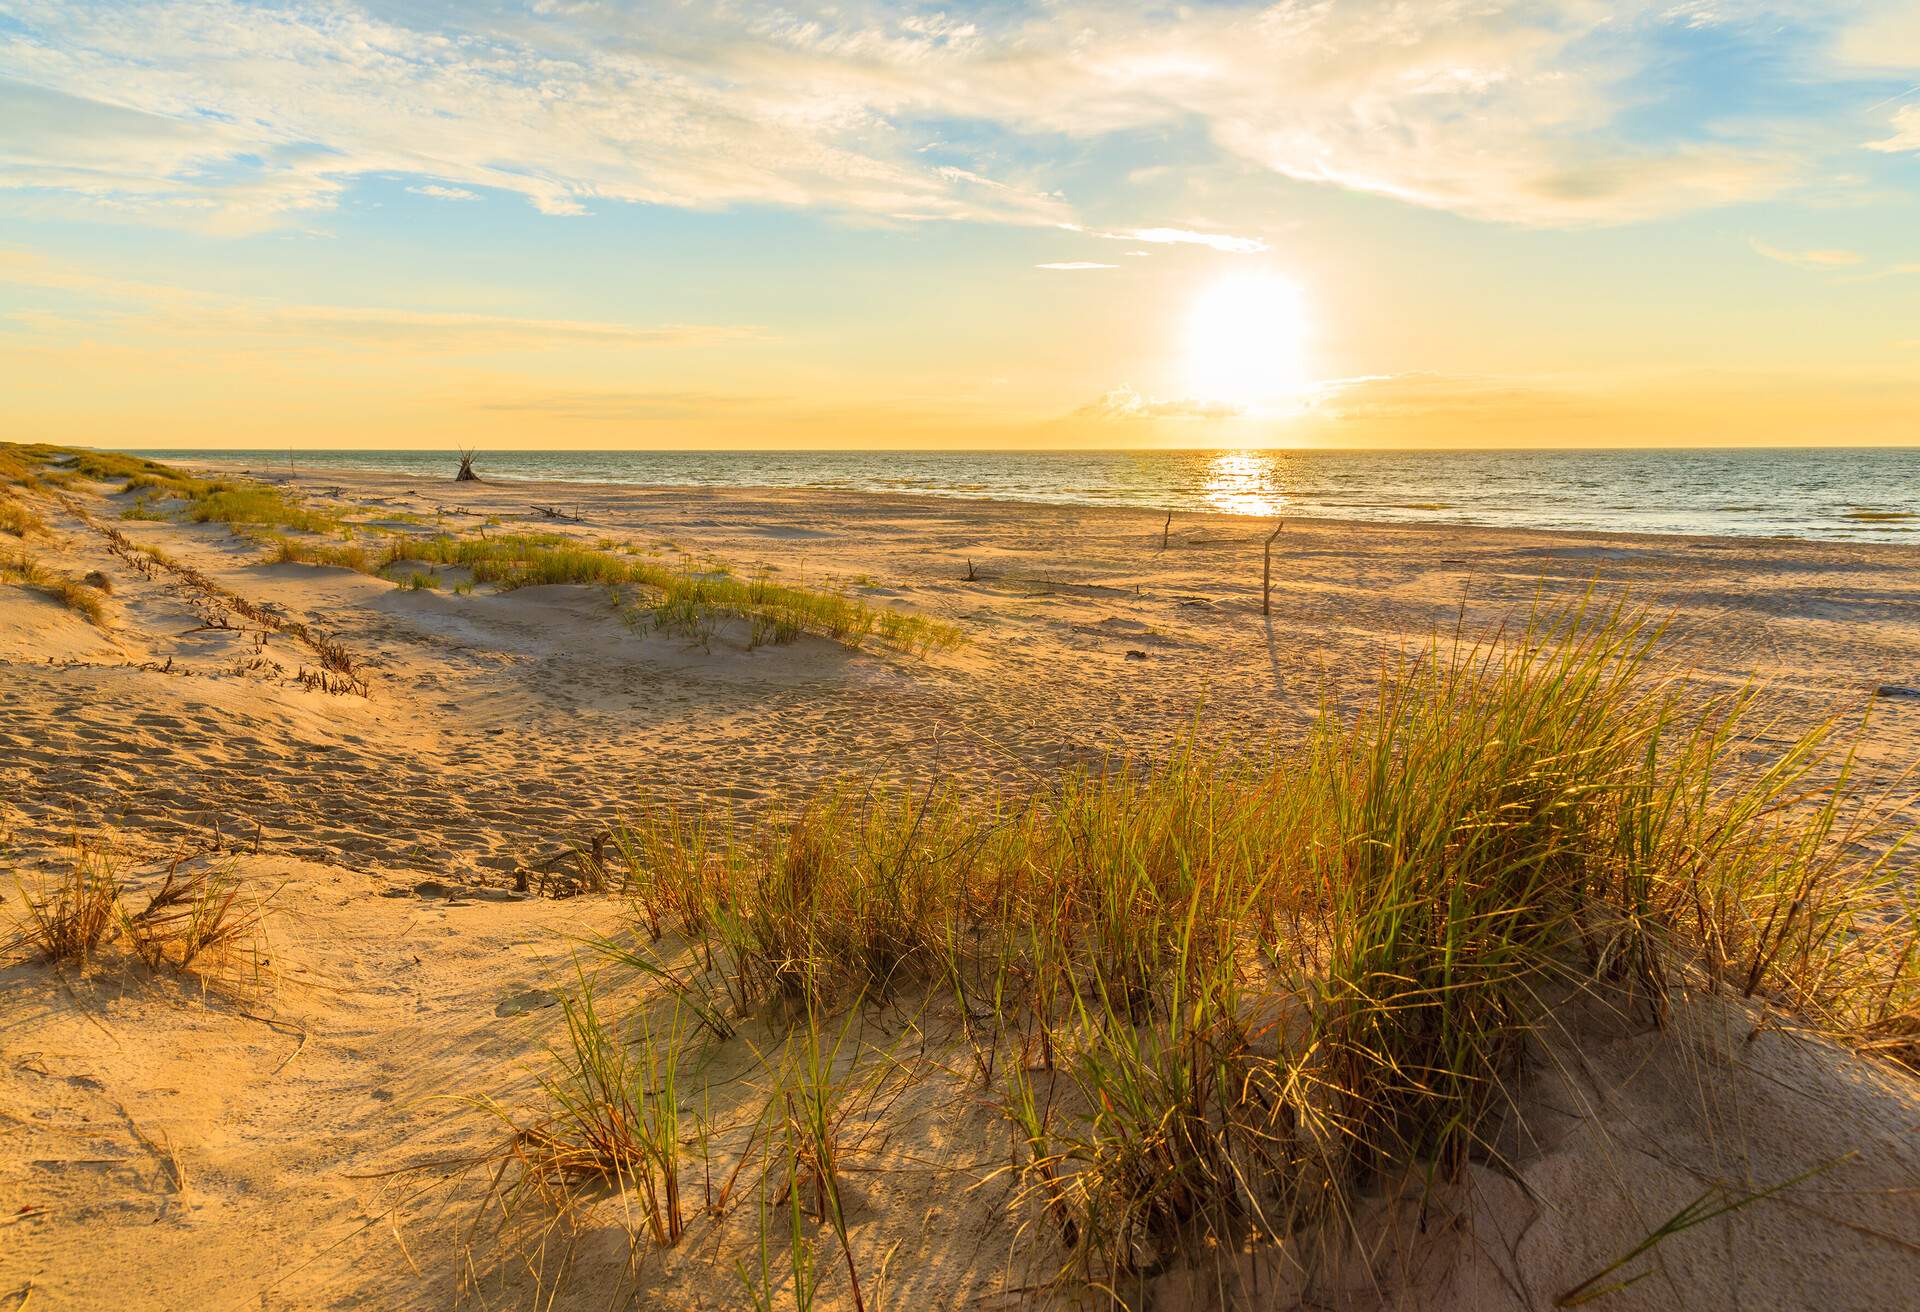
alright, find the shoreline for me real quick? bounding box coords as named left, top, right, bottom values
left=190, top=455, right=1920, bottom=556
left=152, top=447, right=1920, bottom=548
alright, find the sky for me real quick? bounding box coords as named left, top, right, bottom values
left=0, top=0, right=1917, bottom=450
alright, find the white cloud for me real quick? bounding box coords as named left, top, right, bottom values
left=1036, top=261, right=1116, bottom=270
left=0, top=0, right=1893, bottom=235
left=1749, top=238, right=1867, bottom=268
left=408, top=183, right=480, bottom=202
left=1865, top=105, right=1920, bottom=153
left=1094, top=227, right=1269, bottom=254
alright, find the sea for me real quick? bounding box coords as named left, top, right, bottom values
left=132, top=448, right=1920, bottom=544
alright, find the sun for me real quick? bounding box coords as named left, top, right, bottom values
left=1184, top=272, right=1309, bottom=410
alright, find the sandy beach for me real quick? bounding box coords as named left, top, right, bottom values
left=10, top=461, right=1920, bottom=871
left=4, top=453, right=1918, bottom=1310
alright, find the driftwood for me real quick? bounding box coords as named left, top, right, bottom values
left=1262, top=521, right=1286, bottom=616
left=455, top=449, right=481, bottom=482
left=532, top=504, right=583, bottom=523
left=1162, top=511, right=1173, bottom=551
left=513, top=830, right=614, bottom=897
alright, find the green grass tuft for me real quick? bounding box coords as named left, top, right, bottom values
left=185, top=485, right=338, bottom=533
left=556, top=599, right=1917, bottom=1292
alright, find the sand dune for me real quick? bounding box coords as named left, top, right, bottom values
left=4, top=457, right=1918, bottom=1309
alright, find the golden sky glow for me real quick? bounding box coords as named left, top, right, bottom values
left=1, top=2, right=1918, bottom=449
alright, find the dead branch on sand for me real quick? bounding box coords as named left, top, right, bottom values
left=1262, top=520, right=1285, bottom=616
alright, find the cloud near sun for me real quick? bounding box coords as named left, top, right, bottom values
left=2, top=0, right=1917, bottom=235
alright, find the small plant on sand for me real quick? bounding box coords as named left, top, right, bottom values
left=12, top=845, right=121, bottom=968
left=490, top=979, right=693, bottom=1249
left=119, top=858, right=270, bottom=977
left=772, top=1003, right=874, bottom=1311
left=7, top=847, right=274, bottom=985
left=0, top=493, right=45, bottom=537
left=258, top=531, right=377, bottom=573
left=728, top=1001, right=895, bottom=1311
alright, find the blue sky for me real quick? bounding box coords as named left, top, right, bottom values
left=0, top=1, right=1916, bottom=447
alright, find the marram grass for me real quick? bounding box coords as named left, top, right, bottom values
left=1, top=548, right=110, bottom=624
left=0, top=443, right=962, bottom=656
left=502, top=599, right=1914, bottom=1298
left=263, top=526, right=964, bottom=655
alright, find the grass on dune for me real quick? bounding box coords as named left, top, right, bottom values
left=0, top=493, right=45, bottom=537
left=490, top=599, right=1916, bottom=1302
left=2, top=442, right=334, bottom=531
left=182, top=485, right=339, bottom=532
left=7, top=846, right=273, bottom=984
left=1, top=443, right=962, bottom=656
left=1, top=548, right=110, bottom=624
left=264, top=527, right=964, bottom=655
left=9, top=845, right=121, bottom=968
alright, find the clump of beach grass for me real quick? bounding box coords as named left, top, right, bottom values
left=120, top=858, right=271, bottom=977
left=119, top=494, right=174, bottom=522
left=7, top=846, right=274, bottom=985
left=183, top=484, right=338, bottom=533
left=484, top=978, right=694, bottom=1250
left=260, top=526, right=963, bottom=655
left=1, top=549, right=110, bottom=624
left=0, top=493, right=45, bottom=537
left=11, top=844, right=122, bottom=968
left=502, top=598, right=1915, bottom=1302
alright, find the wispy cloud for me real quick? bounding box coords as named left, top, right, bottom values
left=1750, top=238, right=1867, bottom=269
left=0, top=0, right=1891, bottom=235
left=478, top=390, right=772, bottom=421
left=0, top=248, right=758, bottom=351
left=1076, top=385, right=1240, bottom=421
left=1093, top=227, right=1269, bottom=254
left=215, top=306, right=754, bottom=351
left=1036, top=261, right=1116, bottom=271
left=1865, top=105, right=1920, bottom=153
left=408, top=183, right=479, bottom=202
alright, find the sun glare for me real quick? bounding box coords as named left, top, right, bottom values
left=1184, top=272, right=1309, bottom=411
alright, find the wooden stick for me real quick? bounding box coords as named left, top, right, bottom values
left=1262, top=521, right=1285, bottom=616
left=1161, top=511, right=1172, bottom=550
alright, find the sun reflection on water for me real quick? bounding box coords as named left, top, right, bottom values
left=1201, top=450, right=1286, bottom=517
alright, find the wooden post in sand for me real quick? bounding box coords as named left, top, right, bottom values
left=1262, top=521, right=1285, bottom=616
left=1161, top=511, right=1172, bottom=550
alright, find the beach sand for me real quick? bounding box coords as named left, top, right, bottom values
left=4, top=461, right=1918, bottom=1309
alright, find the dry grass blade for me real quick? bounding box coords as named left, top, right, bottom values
left=1555, top=1155, right=1853, bottom=1306
left=120, top=858, right=274, bottom=978
left=11, top=845, right=120, bottom=967
left=486, top=975, right=692, bottom=1251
